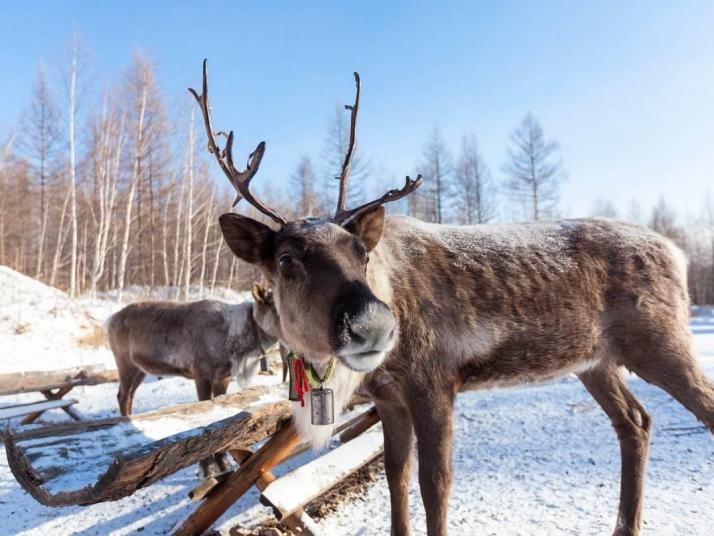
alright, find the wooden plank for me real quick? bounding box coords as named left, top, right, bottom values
left=0, top=366, right=119, bottom=396
left=261, top=426, right=384, bottom=521
left=4, top=386, right=291, bottom=506
left=21, top=386, right=76, bottom=425
left=0, top=399, right=77, bottom=420
left=172, top=422, right=300, bottom=536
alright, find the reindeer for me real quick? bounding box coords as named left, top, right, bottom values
left=107, top=283, right=281, bottom=476
left=190, top=60, right=714, bottom=536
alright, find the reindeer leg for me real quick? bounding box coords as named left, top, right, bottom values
left=195, top=377, right=219, bottom=478
left=624, top=337, right=714, bottom=434
left=117, top=360, right=143, bottom=416
left=211, top=377, right=232, bottom=473
left=579, top=364, right=651, bottom=536
left=125, top=369, right=146, bottom=416
left=375, top=399, right=414, bottom=536
left=408, top=386, right=454, bottom=536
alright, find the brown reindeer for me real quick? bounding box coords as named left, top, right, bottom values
left=190, top=60, right=714, bottom=535
left=107, top=283, right=281, bottom=475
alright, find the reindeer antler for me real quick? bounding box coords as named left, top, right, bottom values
left=189, top=59, right=287, bottom=226
left=335, top=72, right=361, bottom=216
left=334, top=175, right=423, bottom=226
left=332, top=72, right=422, bottom=226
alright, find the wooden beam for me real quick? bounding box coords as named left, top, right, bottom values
left=0, top=399, right=77, bottom=420
left=0, top=366, right=119, bottom=396
left=339, top=406, right=380, bottom=443
left=172, top=421, right=300, bottom=536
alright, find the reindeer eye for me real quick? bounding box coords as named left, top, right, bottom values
left=279, top=254, right=293, bottom=271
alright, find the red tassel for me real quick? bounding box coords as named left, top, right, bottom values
left=293, top=357, right=310, bottom=407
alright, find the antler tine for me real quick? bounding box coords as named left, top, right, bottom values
left=335, top=72, right=361, bottom=219
left=189, top=59, right=286, bottom=226
left=335, top=174, right=424, bottom=226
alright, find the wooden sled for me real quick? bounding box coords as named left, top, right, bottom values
left=6, top=381, right=383, bottom=535
left=4, top=386, right=290, bottom=506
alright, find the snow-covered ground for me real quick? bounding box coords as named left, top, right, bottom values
left=1, top=266, right=713, bottom=535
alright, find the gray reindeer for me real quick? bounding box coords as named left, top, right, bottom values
left=107, top=283, right=281, bottom=476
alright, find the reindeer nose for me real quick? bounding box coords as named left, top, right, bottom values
left=342, top=302, right=396, bottom=355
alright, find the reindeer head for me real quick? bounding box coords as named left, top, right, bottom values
left=190, top=61, right=421, bottom=372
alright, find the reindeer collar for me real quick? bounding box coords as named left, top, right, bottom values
left=287, top=352, right=336, bottom=406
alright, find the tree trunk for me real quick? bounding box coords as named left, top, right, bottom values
left=68, top=37, right=78, bottom=298
left=183, top=110, right=195, bottom=302
left=117, top=84, right=147, bottom=302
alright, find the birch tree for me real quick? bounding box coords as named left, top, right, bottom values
left=183, top=109, right=195, bottom=301
left=117, top=64, right=148, bottom=302
left=67, top=34, right=80, bottom=297
left=87, top=97, right=124, bottom=297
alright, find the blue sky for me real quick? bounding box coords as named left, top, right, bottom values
left=1, top=1, right=713, bottom=219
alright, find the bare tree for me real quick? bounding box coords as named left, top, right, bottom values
left=291, top=156, right=318, bottom=216
left=18, top=64, right=62, bottom=279
left=649, top=196, right=684, bottom=244
left=503, top=112, right=563, bottom=220
left=0, top=135, right=18, bottom=266
left=183, top=108, right=195, bottom=301
left=198, top=184, right=216, bottom=297
left=416, top=127, right=453, bottom=223
left=66, top=33, right=80, bottom=297
left=455, top=134, right=495, bottom=224
left=87, top=96, right=124, bottom=297
left=116, top=61, right=149, bottom=302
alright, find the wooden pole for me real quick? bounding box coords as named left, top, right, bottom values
left=172, top=421, right=299, bottom=536
left=230, top=449, right=317, bottom=536
left=339, top=406, right=380, bottom=443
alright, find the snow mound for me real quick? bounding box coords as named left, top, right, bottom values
left=0, top=266, right=114, bottom=374
left=0, top=267, right=256, bottom=375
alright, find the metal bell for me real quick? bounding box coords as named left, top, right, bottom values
left=310, top=387, right=334, bottom=425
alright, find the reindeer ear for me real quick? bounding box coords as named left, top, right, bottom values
left=345, top=206, right=386, bottom=252
left=251, top=282, right=273, bottom=304
left=251, top=283, right=265, bottom=303
left=219, top=213, right=275, bottom=264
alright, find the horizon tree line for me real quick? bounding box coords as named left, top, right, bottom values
left=0, top=35, right=712, bottom=304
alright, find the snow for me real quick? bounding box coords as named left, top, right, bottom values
left=0, top=266, right=115, bottom=373
left=0, top=265, right=712, bottom=535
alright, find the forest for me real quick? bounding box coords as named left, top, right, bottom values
left=1, top=37, right=713, bottom=304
